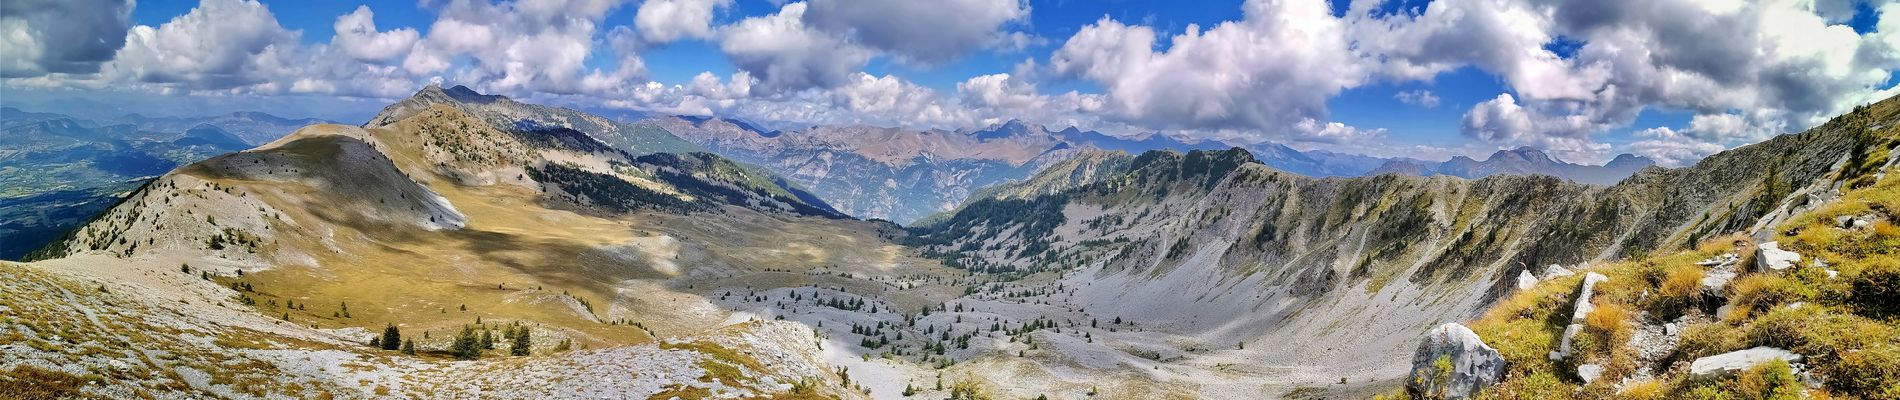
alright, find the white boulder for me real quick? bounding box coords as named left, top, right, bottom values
left=1577, top=363, right=1605, bottom=384
left=1408, top=323, right=1508, bottom=399
left=1690, top=347, right=1803, bottom=378
left=1542, top=264, right=1576, bottom=280
left=1754, top=242, right=1802, bottom=273
left=1517, top=270, right=1539, bottom=291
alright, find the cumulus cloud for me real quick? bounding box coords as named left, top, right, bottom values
left=1047, top=0, right=1366, bottom=142
left=1628, top=127, right=1729, bottom=167
left=332, top=6, right=420, bottom=64
left=718, top=2, right=872, bottom=94
left=1395, top=90, right=1440, bottom=108
left=802, top=0, right=1031, bottom=64
left=1359, top=0, right=1898, bottom=163
left=0, top=0, right=133, bottom=77
left=1460, top=93, right=1610, bottom=161
left=413, top=0, right=635, bottom=95
left=635, top=0, right=732, bottom=43
left=102, top=0, right=301, bottom=90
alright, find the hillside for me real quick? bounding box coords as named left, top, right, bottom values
left=1435, top=104, right=1900, bottom=399
left=902, top=94, right=1900, bottom=396
left=6, top=87, right=949, bottom=398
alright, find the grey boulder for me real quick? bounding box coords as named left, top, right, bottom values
left=1408, top=323, right=1507, bottom=399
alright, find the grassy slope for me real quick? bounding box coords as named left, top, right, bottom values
left=1435, top=118, right=1900, bottom=399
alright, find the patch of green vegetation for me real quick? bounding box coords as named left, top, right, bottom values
left=1469, top=152, right=1900, bottom=399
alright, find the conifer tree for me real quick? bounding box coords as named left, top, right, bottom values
left=452, top=326, right=482, bottom=360
left=511, top=327, right=531, bottom=356
left=380, top=324, right=402, bottom=350
left=401, top=339, right=416, bottom=355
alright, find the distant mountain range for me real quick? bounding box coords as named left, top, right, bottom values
left=649, top=116, right=1657, bottom=223
left=0, top=107, right=262, bottom=259
left=1369, top=146, right=1656, bottom=185
left=112, top=111, right=337, bottom=146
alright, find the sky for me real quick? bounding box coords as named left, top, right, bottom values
left=5, top=0, right=1900, bottom=166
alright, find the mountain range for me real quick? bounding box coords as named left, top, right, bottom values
left=0, top=108, right=263, bottom=260
left=5, top=84, right=1893, bottom=398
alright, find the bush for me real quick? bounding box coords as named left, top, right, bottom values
left=1735, top=359, right=1803, bottom=400
left=1829, top=343, right=1900, bottom=399
left=1586, top=302, right=1634, bottom=352
left=1728, top=275, right=1815, bottom=322
left=1851, top=258, right=1900, bottom=320
left=1655, top=264, right=1706, bottom=317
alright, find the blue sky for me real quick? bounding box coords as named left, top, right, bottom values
left=7, top=0, right=1900, bottom=165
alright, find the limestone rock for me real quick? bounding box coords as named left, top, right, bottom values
left=1542, top=264, right=1576, bottom=280
left=1754, top=241, right=1802, bottom=273
left=1549, top=272, right=1609, bottom=360
left=1517, top=270, right=1539, bottom=291
left=1577, top=363, right=1605, bottom=384
left=1407, top=323, right=1507, bottom=399
left=1690, top=347, right=1804, bottom=378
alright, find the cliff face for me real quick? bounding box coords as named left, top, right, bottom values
left=906, top=97, right=1895, bottom=377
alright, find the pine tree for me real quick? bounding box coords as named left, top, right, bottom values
left=380, top=324, right=402, bottom=350
left=480, top=329, right=495, bottom=349
left=510, top=327, right=531, bottom=356
left=452, top=326, right=482, bottom=360
left=401, top=339, right=416, bottom=355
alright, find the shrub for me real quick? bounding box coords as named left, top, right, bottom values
left=1728, top=275, right=1815, bottom=322
left=1616, top=379, right=1665, bottom=400
left=1851, top=258, right=1900, bottom=320
left=1586, top=302, right=1634, bottom=352
left=1829, top=343, right=1900, bottom=399
left=1736, top=359, right=1803, bottom=400
left=1677, top=322, right=1744, bottom=361
left=1655, top=264, right=1706, bottom=317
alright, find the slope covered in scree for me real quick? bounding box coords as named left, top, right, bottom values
left=904, top=94, right=1900, bottom=393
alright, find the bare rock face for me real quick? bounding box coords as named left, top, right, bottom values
left=1754, top=241, right=1802, bottom=273
left=1690, top=347, right=1804, bottom=378
left=1407, top=323, right=1507, bottom=400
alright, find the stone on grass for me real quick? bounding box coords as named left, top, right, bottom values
left=1690, top=347, right=1803, bottom=378
left=1754, top=241, right=1801, bottom=273
left=1517, top=270, right=1539, bottom=291
left=1577, top=363, right=1604, bottom=384
left=1549, top=273, right=1609, bottom=361
left=1407, top=323, right=1507, bottom=400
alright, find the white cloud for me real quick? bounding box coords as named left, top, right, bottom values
left=332, top=5, right=420, bottom=64
left=0, top=0, right=132, bottom=77
left=102, top=0, right=301, bottom=90
left=802, top=0, right=1031, bottom=64
left=717, top=2, right=872, bottom=94
left=1628, top=127, right=1729, bottom=167
left=1395, top=89, right=1440, bottom=108
left=405, top=0, right=639, bottom=95
left=635, top=0, right=732, bottom=43
left=1046, top=0, right=1366, bottom=143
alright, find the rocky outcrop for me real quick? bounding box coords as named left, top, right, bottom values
left=1754, top=241, right=1802, bottom=273
left=1690, top=347, right=1804, bottom=378
left=1698, top=253, right=1741, bottom=293
left=1550, top=272, right=1609, bottom=360
left=1408, top=323, right=1507, bottom=399
left=1517, top=270, right=1539, bottom=291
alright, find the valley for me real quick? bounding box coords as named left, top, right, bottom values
left=3, top=85, right=1897, bottom=400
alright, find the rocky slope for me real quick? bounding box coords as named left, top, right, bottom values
left=4, top=86, right=939, bottom=399
left=903, top=94, right=1900, bottom=395
left=1436, top=104, right=1900, bottom=399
